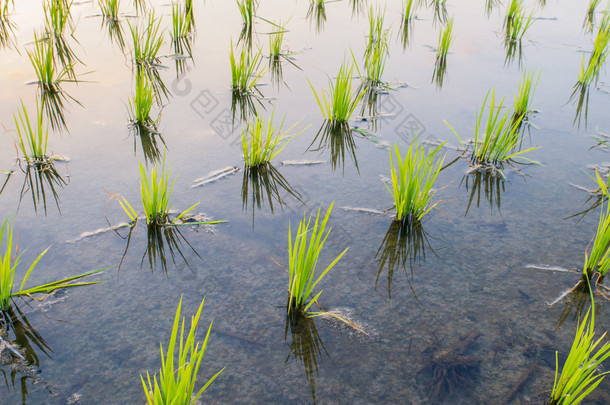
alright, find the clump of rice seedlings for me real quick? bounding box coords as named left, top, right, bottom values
left=141, top=297, right=224, bottom=405
left=43, top=0, right=79, bottom=75
left=364, top=7, right=390, bottom=86
left=28, top=31, right=74, bottom=92
left=584, top=0, right=602, bottom=32
left=513, top=70, right=540, bottom=123
left=0, top=218, right=105, bottom=311
left=13, top=101, right=49, bottom=165
left=241, top=110, right=306, bottom=167
left=237, top=0, right=255, bottom=46
left=307, top=0, right=327, bottom=33
left=400, top=0, right=417, bottom=48
left=432, top=17, right=454, bottom=88
left=113, top=154, right=205, bottom=227
left=129, top=12, right=164, bottom=70
left=287, top=202, right=349, bottom=314
left=387, top=140, right=445, bottom=223
left=129, top=74, right=157, bottom=128
left=100, top=0, right=120, bottom=22
left=230, top=42, right=264, bottom=93
left=310, top=62, right=364, bottom=124
left=504, top=0, right=534, bottom=43
left=171, top=1, right=193, bottom=41
left=548, top=294, right=610, bottom=405
left=445, top=89, right=540, bottom=170
left=269, top=24, right=285, bottom=61
left=0, top=0, right=17, bottom=49
left=582, top=202, right=610, bottom=281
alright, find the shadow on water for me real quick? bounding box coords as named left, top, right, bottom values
left=285, top=312, right=329, bottom=405
left=117, top=222, right=202, bottom=274
left=18, top=161, right=69, bottom=216
left=241, top=163, right=303, bottom=226
left=129, top=122, right=166, bottom=166
left=0, top=171, right=13, bottom=197
left=308, top=121, right=359, bottom=174
left=0, top=305, right=54, bottom=404
left=461, top=171, right=506, bottom=217
left=374, top=219, right=435, bottom=299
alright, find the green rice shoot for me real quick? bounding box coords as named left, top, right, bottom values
left=14, top=101, right=49, bottom=165
left=445, top=89, right=540, bottom=167
left=386, top=140, right=446, bottom=223
left=28, top=31, right=74, bottom=91
left=129, top=12, right=164, bottom=69
left=513, top=70, right=540, bottom=122
left=583, top=202, right=610, bottom=279
left=100, top=0, right=120, bottom=22
left=0, top=218, right=105, bottom=311
left=230, top=42, right=264, bottom=93
left=288, top=202, right=349, bottom=314
left=171, top=1, right=193, bottom=41
left=128, top=74, right=156, bottom=127
left=241, top=109, right=306, bottom=167
left=436, top=17, right=454, bottom=62
left=310, top=61, right=364, bottom=123
left=364, top=6, right=390, bottom=86
left=549, top=293, right=610, bottom=404
left=141, top=297, right=224, bottom=405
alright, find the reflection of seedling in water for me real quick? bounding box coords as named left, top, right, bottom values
left=502, top=0, right=533, bottom=66
left=0, top=219, right=105, bottom=312
left=375, top=219, right=435, bottom=298
left=241, top=163, right=303, bottom=225
left=309, top=121, right=359, bottom=173
left=100, top=0, right=120, bottom=21
left=284, top=311, right=329, bottom=405
left=548, top=290, right=610, bottom=405
left=99, top=0, right=125, bottom=49
left=386, top=140, right=446, bottom=223
left=432, top=17, right=453, bottom=89
left=19, top=162, right=69, bottom=216
left=43, top=0, right=80, bottom=77
left=286, top=203, right=349, bottom=316
left=241, top=109, right=306, bottom=167
left=363, top=7, right=390, bottom=87
left=133, top=0, right=146, bottom=14
left=428, top=0, right=448, bottom=25
left=461, top=170, right=506, bottom=217
left=141, top=297, right=224, bottom=405
left=310, top=61, right=364, bottom=125
left=307, top=0, right=327, bottom=33
left=445, top=89, right=540, bottom=177
left=237, top=0, right=256, bottom=48
left=131, top=124, right=166, bottom=165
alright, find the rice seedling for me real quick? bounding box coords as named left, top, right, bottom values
left=513, top=70, right=540, bottom=123
left=100, top=0, right=120, bottom=22
left=129, top=12, right=164, bottom=69
left=432, top=17, right=453, bottom=88
left=584, top=0, right=602, bottom=32
left=582, top=202, right=610, bottom=280
left=43, top=0, right=79, bottom=75
left=237, top=0, right=256, bottom=31
left=364, top=7, right=390, bottom=86
left=504, top=0, right=534, bottom=43
left=230, top=42, right=264, bottom=93
left=287, top=203, right=349, bottom=314
left=310, top=62, right=364, bottom=124
left=129, top=74, right=157, bottom=127
left=13, top=101, right=49, bottom=165
left=0, top=0, right=16, bottom=49
left=269, top=24, right=285, bottom=61
left=28, top=31, right=74, bottom=92
left=400, top=0, right=417, bottom=48
left=386, top=140, right=445, bottom=223
left=141, top=297, right=224, bottom=405
left=435, top=17, right=453, bottom=63
left=307, top=0, right=327, bottom=33
left=445, top=89, right=540, bottom=168
left=112, top=154, right=213, bottom=227
left=171, top=1, right=193, bottom=41
left=241, top=110, right=306, bottom=167
left=548, top=294, right=610, bottom=405
left=0, top=218, right=105, bottom=311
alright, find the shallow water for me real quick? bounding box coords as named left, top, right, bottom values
left=1, top=0, right=610, bottom=404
